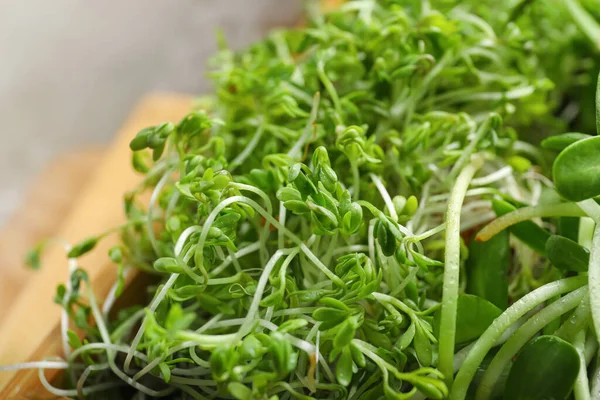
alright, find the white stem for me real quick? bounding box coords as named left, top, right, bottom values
left=470, top=166, right=512, bottom=186
left=0, top=360, right=70, bottom=371
left=370, top=173, right=398, bottom=222
left=148, top=168, right=174, bottom=256
left=102, top=266, right=131, bottom=317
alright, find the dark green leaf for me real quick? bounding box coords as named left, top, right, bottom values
left=467, top=229, right=510, bottom=309
left=504, top=335, right=579, bottom=400
left=435, top=294, right=502, bottom=344
left=546, top=235, right=590, bottom=272
left=376, top=221, right=396, bottom=257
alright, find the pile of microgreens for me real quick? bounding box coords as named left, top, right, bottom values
left=3, top=0, right=600, bottom=399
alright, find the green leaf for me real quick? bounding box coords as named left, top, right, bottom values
left=228, top=382, right=253, bottom=400
left=376, top=221, right=397, bottom=257
left=108, top=246, right=123, bottom=263
left=410, top=249, right=444, bottom=269
left=413, top=323, right=432, bottom=367
left=67, top=237, right=98, bottom=258
left=541, top=132, right=592, bottom=151
left=178, top=111, right=212, bottom=136
left=336, top=347, right=354, bottom=387
left=504, top=335, right=579, bottom=400
left=313, top=307, right=348, bottom=330
left=553, top=136, right=600, bottom=201
left=546, top=234, right=590, bottom=272
left=558, top=216, right=580, bottom=242
left=505, top=155, right=532, bottom=173
left=158, top=362, right=171, bottom=383
left=283, top=200, right=310, bottom=215
left=435, top=294, right=502, bottom=344
left=165, top=304, right=195, bottom=332
left=334, top=318, right=357, bottom=349
left=318, top=297, right=350, bottom=311
left=67, top=330, right=83, bottom=349
left=349, top=342, right=366, bottom=368
left=129, top=127, right=153, bottom=151
left=467, top=229, right=510, bottom=309
left=210, top=346, right=238, bottom=382
left=397, top=321, right=416, bottom=350
left=403, top=195, right=419, bottom=216
left=153, top=257, right=182, bottom=274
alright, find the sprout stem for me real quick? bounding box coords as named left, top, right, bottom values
left=475, top=202, right=586, bottom=242
left=439, top=156, right=483, bottom=387
left=573, top=330, right=591, bottom=400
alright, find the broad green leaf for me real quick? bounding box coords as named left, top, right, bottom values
left=455, top=295, right=502, bottom=344
left=541, top=132, right=591, bottom=151
left=546, top=234, right=590, bottom=272
left=435, top=294, right=502, bottom=344
left=557, top=216, right=580, bottom=242
left=504, top=335, right=579, bottom=400
left=467, top=229, right=510, bottom=309
left=553, top=136, right=600, bottom=201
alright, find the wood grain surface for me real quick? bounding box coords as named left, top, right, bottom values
left=0, top=93, right=193, bottom=398
left=0, top=148, right=105, bottom=324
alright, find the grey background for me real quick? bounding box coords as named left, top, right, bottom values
left=0, top=0, right=302, bottom=225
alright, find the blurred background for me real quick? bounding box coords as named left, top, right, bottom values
left=0, top=0, right=302, bottom=226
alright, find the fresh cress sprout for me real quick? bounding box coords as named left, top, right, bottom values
left=4, top=1, right=600, bottom=399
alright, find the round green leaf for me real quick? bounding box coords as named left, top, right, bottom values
left=553, top=136, right=600, bottom=201
left=504, top=335, right=579, bottom=400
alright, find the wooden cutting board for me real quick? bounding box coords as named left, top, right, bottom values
left=0, top=93, right=193, bottom=398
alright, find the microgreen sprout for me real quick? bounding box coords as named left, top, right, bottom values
left=5, top=1, right=600, bottom=399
